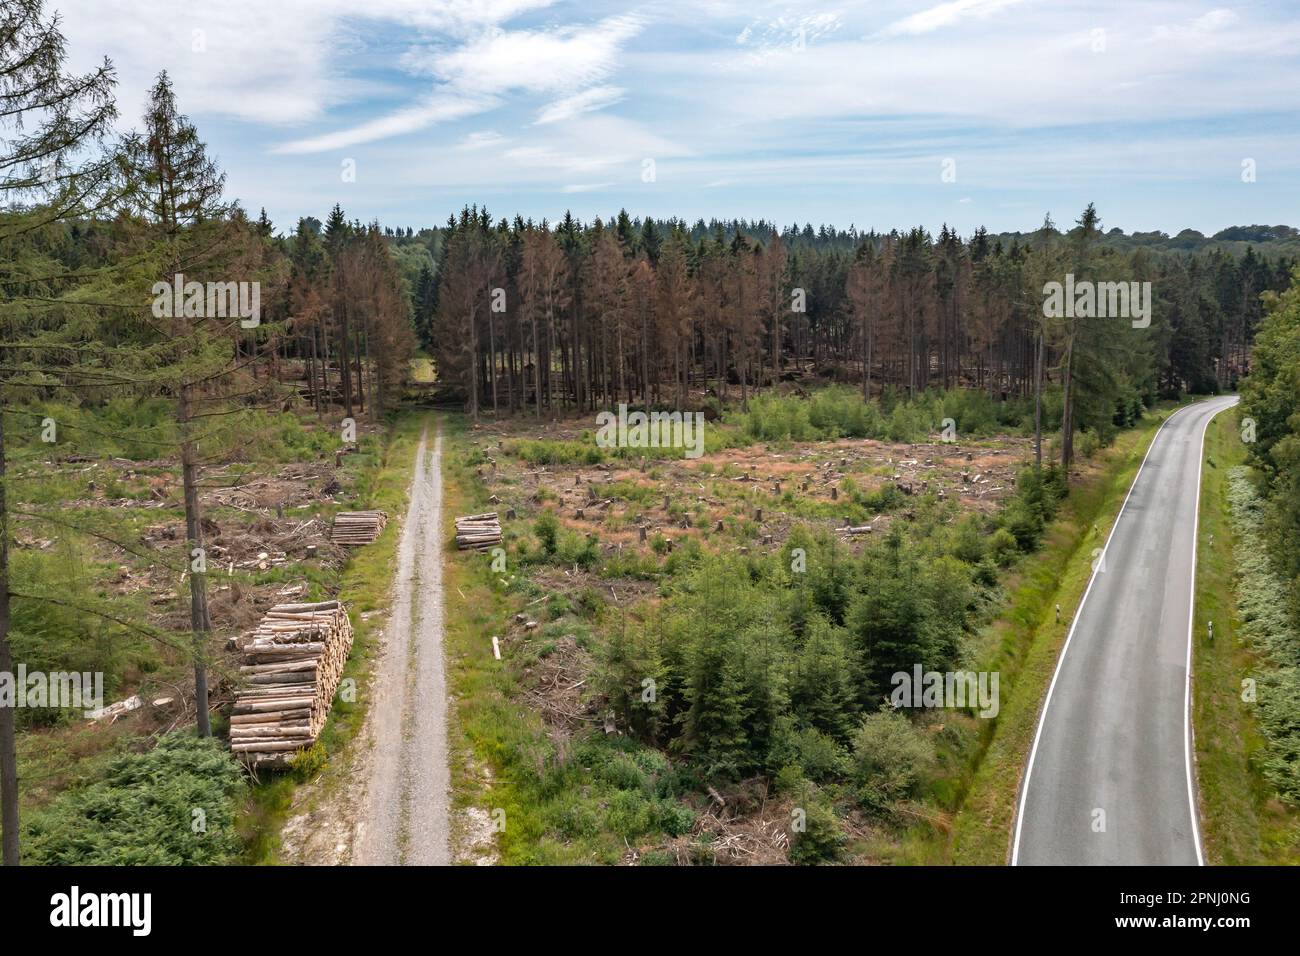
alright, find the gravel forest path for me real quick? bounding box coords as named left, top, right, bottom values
left=353, top=421, right=451, bottom=866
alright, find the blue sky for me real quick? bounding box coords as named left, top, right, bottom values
left=58, top=0, right=1300, bottom=236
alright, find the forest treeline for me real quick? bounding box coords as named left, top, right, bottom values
left=420, top=205, right=1292, bottom=470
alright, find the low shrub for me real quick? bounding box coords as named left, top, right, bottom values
left=850, top=709, right=936, bottom=809
left=23, top=733, right=246, bottom=865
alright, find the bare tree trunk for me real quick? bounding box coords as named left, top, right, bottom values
left=861, top=315, right=869, bottom=399
left=353, top=322, right=366, bottom=415
left=338, top=302, right=354, bottom=418
left=1034, top=330, right=1043, bottom=469
left=364, top=324, right=379, bottom=422
left=0, top=409, right=20, bottom=865
left=681, top=335, right=691, bottom=408
left=306, top=326, right=319, bottom=414
left=532, top=312, right=541, bottom=418
left=739, top=339, right=748, bottom=406
left=771, top=305, right=781, bottom=382
left=907, top=296, right=916, bottom=396
left=641, top=306, right=650, bottom=406
left=178, top=382, right=212, bottom=738
left=1060, top=336, right=1075, bottom=472
left=469, top=304, right=480, bottom=422
left=546, top=303, right=556, bottom=419
left=571, top=304, right=583, bottom=412
left=488, top=307, right=498, bottom=415
left=319, top=323, right=330, bottom=414
left=502, top=324, right=511, bottom=413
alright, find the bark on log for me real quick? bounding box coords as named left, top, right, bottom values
left=229, top=600, right=353, bottom=766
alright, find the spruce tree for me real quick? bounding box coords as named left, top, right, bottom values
left=0, top=0, right=123, bottom=865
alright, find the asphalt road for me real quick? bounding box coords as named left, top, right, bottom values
left=1013, top=395, right=1238, bottom=866
left=354, top=422, right=451, bottom=865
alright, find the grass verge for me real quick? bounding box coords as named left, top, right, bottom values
left=440, top=414, right=572, bottom=864
left=1192, top=407, right=1300, bottom=864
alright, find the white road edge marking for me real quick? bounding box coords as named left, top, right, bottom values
left=1011, top=405, right=1183, bottom=866
left=1182, top=397, right=1236, bottom=866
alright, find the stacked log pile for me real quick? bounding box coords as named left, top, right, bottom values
left=455, top=512, right=502, bottom=551
left=230, top=600, right=353, bottom=766
left=331, top=510, right=387, bottom=545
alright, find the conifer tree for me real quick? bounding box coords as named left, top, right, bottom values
left=0, top=0, right=120, bottom=864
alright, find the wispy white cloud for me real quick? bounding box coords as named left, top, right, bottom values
left=371, top=0, right=558, bottom=36
left=56, top=0, right=561, bottom=128
left=457, top=130, right=508, bottom=150
left=672, top=5, right=1300, bottom=129
left=273, top=94, right=495, bottom=154
left=420, top=15, right=643, bottom=95
left=278, top=14, right=644, bottom=152
left=881, top=0, right=1030, bottom=37
left=536, top=85, right=626, bottom=124
left=387, top=112, right=689, bottom=191
left=735, top=12, right=843, bottom=51
left=1154, top=7, right=1255, bottom=50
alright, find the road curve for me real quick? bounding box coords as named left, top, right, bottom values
left=1013, top=395, right=1238, bottom=866
left=354, top=422, right=451, bottom=865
